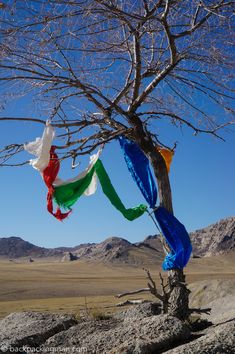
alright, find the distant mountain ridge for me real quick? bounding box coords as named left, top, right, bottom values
left=0, top=236, right=63, bottom=259
left=190, top=216, right=235, bottom=257
left=0, top=236, right=164, bottom=265
left=137, top=216, right=235, bottom=258
left=0, top=216, right=234, bottom=262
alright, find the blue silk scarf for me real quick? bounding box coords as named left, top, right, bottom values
left=119, top=136, right=192, bottom=270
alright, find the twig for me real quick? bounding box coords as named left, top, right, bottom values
left=143, top=268, right=164, bottom=301
left=190, top=308, right=211, bottom=315
left=116, top=288, right=150, bottom=299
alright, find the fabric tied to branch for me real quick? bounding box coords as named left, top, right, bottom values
left=118, top=136, right=157, bottom=208
left=53, top=159, right=147, bottom=221
left=157, top=147, right=174, bottom=173
left=43, top=146, right=72, bottom=221
left=24, top=122, right=55, bottom=172
left=118, top=136, right=191, bottom=270
left=24, top=124, right=147, bottom=221
left=53, top=149, right=101, bottom=197
left=154, top=207, right=192, bottom=270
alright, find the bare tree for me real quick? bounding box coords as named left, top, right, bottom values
left=0, top=0, right=234, bottom=319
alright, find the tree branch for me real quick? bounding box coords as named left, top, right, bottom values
left=116, top=288, right=150, bottom=299
left=189, top=307, right=211, bottom=315
left=129, top=59, right=181, bottom=113
left=173, top=1, right=233, bottom=39
left=132, top=31, right=142, bottom=103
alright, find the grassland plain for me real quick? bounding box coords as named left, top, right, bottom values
left=0, top=254, right=234, bottom=319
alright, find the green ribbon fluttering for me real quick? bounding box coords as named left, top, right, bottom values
left=54, top=159, right=147, bottom=221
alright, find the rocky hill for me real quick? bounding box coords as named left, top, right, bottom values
left=74, top=237, right=132, bottom=261
left=0, top=216, right=234, bottom=262
left=190, top=216, right=235, bottom=257
left=0, top=237, right=43, bottom=258
left=0, top=237, right=63, bottom=259
left=136, top=234, right=162, bottom=251
left=135, top=216, right=235, bottom=258
left=0, top=235, right=164, bottom=265
left=71, top=236, right=164, bottom=265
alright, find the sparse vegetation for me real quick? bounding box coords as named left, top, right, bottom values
left=0, top=255, right=234, bottom=319
left=90, top=310, right=112, bottom=321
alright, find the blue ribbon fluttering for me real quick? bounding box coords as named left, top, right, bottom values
left=154, top=207, right=192, bottom=270
left=119, top=136, right=192, bottom=270
left=118, top=136, right=157, bottom=208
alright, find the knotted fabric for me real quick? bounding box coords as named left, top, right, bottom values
left=43, top=146, right=71, bottom=221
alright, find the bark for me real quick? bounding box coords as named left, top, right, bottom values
left=168, top=269, right=190, bottom=320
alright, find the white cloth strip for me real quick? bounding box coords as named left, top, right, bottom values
left=53, top=149, right=102, bottom=189
left=24, top=122, right=55, bottom=172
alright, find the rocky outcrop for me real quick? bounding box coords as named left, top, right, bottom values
left=0, top=309, right=187, bottom=353
left=115, top=301, right=161, bottom=321
left=139, top=217, right=235, bottom=258
left=72, top=236, right=164, bottom=265
left=189, top=279, right=235, bottom=324
left=61, top=252, right=78, bottom=262
left=42, top=314, right=190, bottom=354
left=75, top=236, right=132, bottom=262
left=0, top=312, right=77, bottom=352
left=205, top=295, right=235, bottom=324
left=0, top=297, right=234, bottom=354
left=190, top=216, right=235, bottom=257
left=136, top=234, right=163, bottom=252
left=163, top=320, right=235, bottom=354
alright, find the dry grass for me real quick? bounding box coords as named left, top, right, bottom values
left=0, top=254, right=234, bottom=319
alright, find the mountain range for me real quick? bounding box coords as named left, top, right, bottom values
left=0, top=216, right=234, bottom=264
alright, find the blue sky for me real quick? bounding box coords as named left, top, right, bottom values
left=0, top=95, right=234, bottom=248
left=0, top=0, right=234, bottom=249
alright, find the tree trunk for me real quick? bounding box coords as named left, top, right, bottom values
left=168, top=269, right=190, bottom=320
left=135, top=130, right=190, bottom=320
